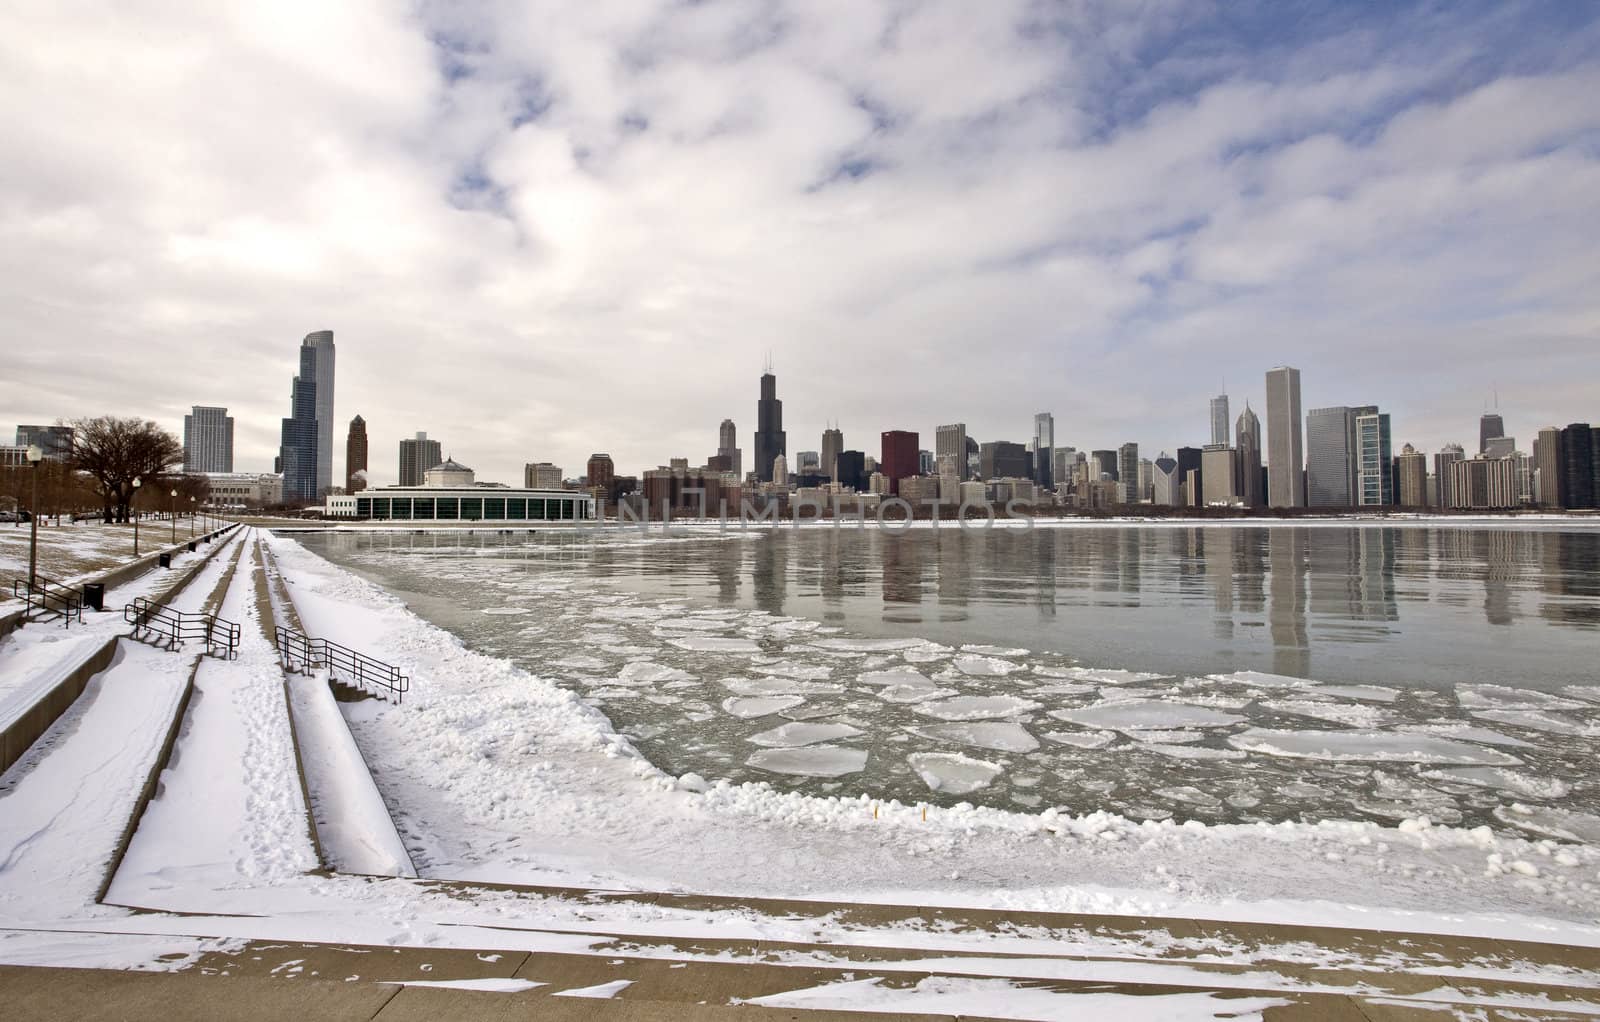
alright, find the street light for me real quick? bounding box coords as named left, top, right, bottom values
left=25, top=444, right=43, bottom=588
left=132, top=477, right=142, bottom=556
left=190, top=496, right=196, bottom=537
left=170, top=488, right=178, bottom=544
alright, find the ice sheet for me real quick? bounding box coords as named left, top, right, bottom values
left=907, top=722, right=1039, bottom=753
left=746, top=745, right=869, bottom=777
left=908, top=753, right=1005, bottom=794
left=1050, top=701, right=1244, bottom=731
left=913, top=695, right=1041, bottom=721
left=1227, top=729, right=1524, bottom=765
left=722, top=695, right=806, bottom=718
left=748, top=722, right=866, bottom=748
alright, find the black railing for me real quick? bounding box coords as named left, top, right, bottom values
left=123, top=596, right=240, bottom=658
left=10, top=576, right=83, bottom=626
left=275, top=627, right=410, bottom=704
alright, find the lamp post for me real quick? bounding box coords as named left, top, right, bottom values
left=170, top=488, right=178, bottom=544
left=132, top=477, right=142, bottom=556
left=190, top=496, right=197, bottom=537
left=25, top=445, right=43, bottom=587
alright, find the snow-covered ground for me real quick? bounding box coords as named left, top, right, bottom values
left=0, top=517, right=202, bottom=587
left=258, top=531, right=1600, bottom=944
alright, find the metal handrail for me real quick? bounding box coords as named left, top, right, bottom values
left=10, top=576, right=83, bottom=626
left=122, top=596, right=240, bottom=658
left=275, top=627, right=410, bottom=704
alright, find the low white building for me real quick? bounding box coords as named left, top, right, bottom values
left=325, top=458, right=593, bottom=523
left=201, top=472, right=283, bottom=507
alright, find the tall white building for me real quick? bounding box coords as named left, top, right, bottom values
left=1265, top=366, right=1304, bottom=507
left=183, top=405, right=234, bottom=473
left=1355, top=409, right=1393, bottom=506
left=1210, top=394, right=1230, bottom=447
left=302, top=330, right=336, bottom=496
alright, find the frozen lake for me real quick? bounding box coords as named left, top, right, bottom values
left=295, top=523, right=1600, bottom=831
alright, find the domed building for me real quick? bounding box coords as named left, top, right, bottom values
left=423, top=457, right=475, bottom=488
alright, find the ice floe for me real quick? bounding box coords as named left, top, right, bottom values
left=1258, top=698, right=1397, bottom=728
left=1455, top=684, right=1587, bottom=711
left=1034, top=666, right=1166, bottom=685
left=1043, top=730, right=1116, bottom=749
left=959, top=644, right=1028, bottom=657
left=1420, top=767, right=1570, bottom=799
left=809, top=637, right=929, bottom=652
left=1227, top=729, right=1524, bottom=765
left=1049, top=701, right=1244, bottom=731
left=1397, top=723, right=1536, bottom=749
left=721, top=695, right=806, bottom=718
left=857, top=669, right=934, bottom=687
left=1142, top=743, right=1247, bottom=761
left=721, top=678, right=845, bottom=697
left=1208, top=670, right=1309, bottom=689
left=746, top=745, right=868, bottom=777
left=907, top=752, right=1004, bottom=794
left=617, top=662, right=695, bottom=685
left=912, top=695, right=1041, bottom=721
left=949, top=655, right=1022, bottom=677
left=876, top=685, right=957, bottom=704
left=669, top=636, right=762, bottom=653
left=747, top=722, right=866, bottom=748
left=907, top=722, right=1039, bottom=753
left=1471, top=709, right=1596, bottom=736
left=1493, top=804, right=1600, bottom=843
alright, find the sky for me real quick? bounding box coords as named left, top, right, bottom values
left=2, top=0, right=1598, bottom=486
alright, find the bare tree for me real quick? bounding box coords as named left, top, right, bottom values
left=70, top=416, right=184, bottom=523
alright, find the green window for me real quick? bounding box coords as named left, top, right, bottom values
left=460, top=497, right=482, bottom=520
left=507, top=498, right=526, bottom=519
left=412, top=497, right=435, bottom=519
left=436, top=497, right=459, bottom=520
left=530, top=499, right=546, bottom=520
left=372, top=497, right=391, bottom=519
left=561, top=499, right=574, bottom=520
left=391, top=498, right=411, bottom=520
left=356, top=497, right=372, bottom=517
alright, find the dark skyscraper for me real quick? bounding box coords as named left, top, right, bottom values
left=1091, top=449, right=1119, bottom=482
left=277, top=345, right=319, bottom=503
left=834, top=450, right=866, bottom=492
left=1479, top=411, right=1505, bottom=455
left=1563, top=423, right=1595, bottom=509
left=345, top=415, right=368, bottom=492
left=1176, top=446, right=1203, bottom=506
left=880, top=430, right=919, bottom=495
left=981, top=441, right=1030, bottom=480
left=753, top=371, right=785, bottom=483
left=1236, top=405, right=1263, bottom=508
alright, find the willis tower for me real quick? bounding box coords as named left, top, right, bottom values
left=753, top=367, right=786, bottom=483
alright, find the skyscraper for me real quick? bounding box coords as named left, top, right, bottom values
left=821, top=426, right=843, bottom=482
left=1032, top=412, right=1055, bottom=488
left=301, top=330, right=336, bottom=496
left=1152, top=453, right=1179, bottom=506
left=399, top=432, right=441, bottom=487
left=345, top=415, right=368, bottom=492
left=183, top=405, right=234, bottom=473
left=753, top=371, right=785, bottom=483
left=1479, top=411, right=1506, bottom=456
left=1091, top=450, right=1118, bottom=482
left=1397, top=444, right=1427, bottom=507
left=1175, top=447, right=1203, bottom=507
left=277, top=345, right=320, bottom=503
left=936, top=424, right=969, bottom=482
left=1305, top=406, right=1356, bottom=508
left=981, top=441, right=1030, bottom=480
left=1117, top=443, right=1139, bottom=504
left=1265, top=366, right=1304, bottom=507
left=1235, top=404, right=1263, bottom=508
left=880, top=430, right=919, bottom=495
left=1535, top=428, right=1564, bottom=507
left=718, top=418, right=741, bottom=479
left=587, top=453, right=616, bottom=503
left=1562, top=423, right=1595, bottom=509
left=1435, top=443, right=1466, bottom=508
left=1210, top=394, right=1230, bottom=448
left=1355, top=409, right=1393, bottom=506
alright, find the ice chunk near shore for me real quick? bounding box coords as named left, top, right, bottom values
left=752, top=662, right=834, bottom=680
left=1562, top=685, right=1600, bottom=704
left=1050, top=701, right=1243, bottom=731
left=810, top=637, right=929, bottom=652
left=858, top=669, right=934, bottom=688
left=1143, top=743, right=1247, bottom=761
left=670, top=636, right=762, bottom=653
left=1227, top=729, right=1523, bottom=765
left=747, top=745, right=868, bottom=777
left=747, top=722, right=865, bottom=748
left=1123, top=730, right=1204, bottom=744
left=1035, top=666, right=1165, bottom=685
left=1421, top=767, right=1571, bottom=799
left=616, top=662, right=695, bottom=686
left=722, top=695, right=805, bottom=718
left=1209, top=670, right=1309, bottom=689
left=553, top=654, right=610, bottom=670
left=913, top=695, right=1041, bottom=721
left=1398, top=723, right=1535, bottom=749
left=877, top=685, right=957, bottom=705
left=1044, top=730, right=1116, bottom=749
left=1310, top=684, right=1401, bottom=703
left=1455, top=684, right=1586, bottom=710
left=1471, top=709, right=1596, bottom=736
left=907, top=722, right=1039, bottom=753
left=1258, top=699, right=1396, bottom=728
left=908, top=753, right=1004, bottom=794
left=1493, top=805, right=1600, bottom=843
left=951, top=655, right=1022, bottom=677
left=960, top=644, right=1028, bottom=657
left=722, top=678, right=845, bottom=696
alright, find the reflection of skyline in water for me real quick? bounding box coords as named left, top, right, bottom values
left=577, top=525, right=1600, bottom=688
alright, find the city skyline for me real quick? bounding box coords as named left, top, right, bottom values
left=2, top=4, right=1598, bottom=483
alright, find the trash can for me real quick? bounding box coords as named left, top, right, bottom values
left=82, top=583, right=105, bottom=612
left=159, top=552, right=171, bottom=568
left=188, top=541, right=197, bottom=552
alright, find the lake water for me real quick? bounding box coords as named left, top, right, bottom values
left=294, top=522, right=1600, bottom=834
